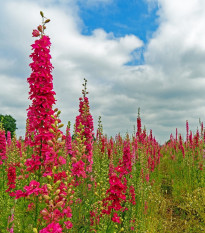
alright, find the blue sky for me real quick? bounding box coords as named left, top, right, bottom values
left=1, top=0, right=205, bottom=143
left=79, top=0, right=159, bottom=65
left=79, top=0, right=158, bottom=41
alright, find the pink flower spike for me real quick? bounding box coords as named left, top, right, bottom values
left=64, top=221, right=73, bottom=229
left=112, top=212, right=121, bottom=223
left=39, top=222, right=63, bottom=233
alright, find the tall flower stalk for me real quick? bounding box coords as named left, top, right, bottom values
left=0, top=127, right=7, bottom=165
left=26, top=12, right=56, bottom=177
left=74, top=78, right=94, bottom=174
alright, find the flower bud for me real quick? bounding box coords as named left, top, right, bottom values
left=40, top=11, right=44, bottom=17
left=56, top=180, right=61, bottom=185
left=41, top=210, right=48, bottom=216
left=49, top=200, right=54, bottom=205
left=55, top=189, right=61, bottom=195
left=33, top=228, right=38, bottom=233
left=58, top=123, right=64, bottom=128
left=48, top=140, right=53, bottom=146
left=49, top=129, right=54, bottom=134
left=38, top=25, right=43, bottom=32
left=56, top=201, right=63, bottom=207
left=43, top=195, right=50, bottom=200
left=45, top=19, right=50, bottom=23
left=71, top=157, right=77, bottom=163
left=67, top=188, right=72, bottom=194
left=32, top=29, right=40, bottom=37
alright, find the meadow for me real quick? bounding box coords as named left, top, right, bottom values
left=0, top=12, right=204, bottom=233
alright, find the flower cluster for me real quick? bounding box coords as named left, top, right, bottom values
left=6, top=165, right=16, bottom=193
left=26, top=25, right=58, bottom=176
left=102, top=173, right=127, bottom=216
left=65, top=122, right=73, bottom=157
left=0, top=128, right=7, bottom=165
left=7, top=131, right=12, bottom=147
left=12, top=180, right=48, bottom=199
left=74, top=79, right=94, bottom=173
left=39, top=222, right=63, bottom=233
left=115, top=140, right=132, bottom=176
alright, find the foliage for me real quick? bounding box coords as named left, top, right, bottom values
left=0, top=114, right=17, bottom=138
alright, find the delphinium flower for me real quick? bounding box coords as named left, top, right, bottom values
left=26, top=28, right=56, bottom=174
left=121, top=140, right=132, bottom=175
left=7, top=131, right=12, bottom=147
left=193, top=129, right=200, bottom=149
left=71, top=159, right=86, bottom=178
left=69, top=105, right=94, bottom=230
left=189, top=131, right=193, bottom=147
left=16, top=139, right=22, bottom=157
left=11, top=12, right=74, bottom=232
left=136, top=108, right=141, bottom=140
left=114, top=138, right=132, bottom=178
left=0, top=128, right=7, bottom=165
left=102, top=137, right=138, bottom=227
left=129, top=185, right=136, bottom=205
left=96, top=116, right=108, bottom=155
left=74, top=78, right=94, bottom=173
left=102, top=173, right=127, bottom=216
left=186, top=120, right=189, bottom=144
left=6, top=165, right=16, bottom=193
left=7, top=211, right=15, bottom=233
left=38, top=110, right=74, bottom=230
left=39, top=171, right=74, bottom=229
left=112, top=212, right=121, bottom=223
left=65, top=121, right=73, bottom=157
left=39, top=222, right=63, bottom=233
left=132, top=136, right=138, bottom=161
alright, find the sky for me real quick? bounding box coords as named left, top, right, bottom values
left=1, top=0, right=205, bottom=144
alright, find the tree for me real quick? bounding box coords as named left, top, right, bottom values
left=0, top=114, right=17, bottom=138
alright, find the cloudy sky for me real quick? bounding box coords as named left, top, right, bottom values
left=1, top=0, right=205, bottom=143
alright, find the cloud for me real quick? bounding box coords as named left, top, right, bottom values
left=143, top=0, right=205, bottom=140
left=77, top=0, right=113, bottom=7
left=1, top=0, right=205, bottom=143
left=0, top=0, right=144, bottom=138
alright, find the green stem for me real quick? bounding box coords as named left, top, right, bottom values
left=35, top=139, right=43, bottom=228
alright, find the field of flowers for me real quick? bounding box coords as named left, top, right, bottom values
left=0, top=12, right=204, bottom=233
